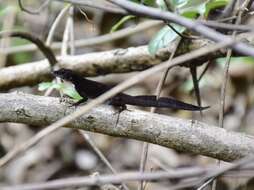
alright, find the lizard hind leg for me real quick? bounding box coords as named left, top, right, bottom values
left=113, top=105, right=127, bottom=128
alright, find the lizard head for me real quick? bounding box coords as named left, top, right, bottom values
left=52, top=68, right=76, bottom=82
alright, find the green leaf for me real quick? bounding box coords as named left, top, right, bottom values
left=110, top=15, right=136, bottom=32
left=38, top=82, right=83, bottom=100
left=216, top=56, right=254, bottom=66
left=147, top=0, right=228, bottom=55
left=205, top=0, right=229, bottom=17
left=38, top=82, right=61, bottom=90
left=165, top=0, right=228, bottom=17
left=38, top=82, right=54, bottom=91
left=62, top=85, right=83, bottom=100
left=148, top=24, right=185, bottom=55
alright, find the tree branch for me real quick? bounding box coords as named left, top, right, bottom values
left=0, top=92, right=254, bottom=162
left=0, top=45, right=168, bottom=90
left=54, top=0, right=127, bottom=14
left=1, top=32, right=253, bottom=90
left=108, top=0, right=254, bottom=56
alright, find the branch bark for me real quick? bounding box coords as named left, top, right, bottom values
left=0, top=45, right=169, bottom=90
left=1, top=32, right=253, bottom=90
left=0, top=92, right=254, bottom=162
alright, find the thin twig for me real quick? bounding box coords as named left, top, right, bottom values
left=61, top=8, right=72, bottom=56
left=107, top=0, right=254, bottom=56
left=197, top=177, right=215, bottom=190
left=79, top=132, right=116, bottom=173
left=3, top=20, right=253, bottom=55
left=212, top=0, right=250, bottom=189
left=78, top=7, right=94, bottom=24
left=18, top=0, right=50, bottom=15
left=219, top=0, right=238, bottom=19
left=3, top=20, right=163, bottom=54
left=44, top=5, right=71, bottom=96
left=198, top=20, right=253, bottom=32
left=167, top=155, right=254, bottom=190
left=0, top=31, right=57, bottom=68
left=2, top=155, right=254, bottom=190
left=55, top=0, right=127, bottom=14
left=0, top=7, right=16, bottom=68
left=46, top=4, right=71, bottom=46
left=138, top=143, right=149, bottom=190
left=0, top=169, right=207, bottom=190
left=68, top=7, right=75, bottom=55
left=198, top=61, right=211, bottom=82
left=69, top=6, right=128, bottom=189
left=79, top=132, right=129, bottom=190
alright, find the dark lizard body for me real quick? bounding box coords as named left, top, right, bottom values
left=53, top=69, right=209, bottom=111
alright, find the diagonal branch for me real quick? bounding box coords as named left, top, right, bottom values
left=107, top=0, right=254, bottom=56
left=0, top=40, right=237, bottom=167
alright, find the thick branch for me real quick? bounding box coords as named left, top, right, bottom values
left=1, top=32, right=253, bottom=90
left=0, top=92, right=254, bottom=161
left=0, top=45, right=170, bottom=90
left=0, top=45, right=169, bottom=90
